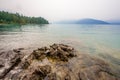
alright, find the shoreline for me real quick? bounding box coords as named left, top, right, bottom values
left=0, top=44, right=120, bottom=80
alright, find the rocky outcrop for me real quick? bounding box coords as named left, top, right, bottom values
left=0, top=44, right=120, bottom=80
left=32, top=44, right=76, bottom=61
left=0, top=49, right=23, bottom=79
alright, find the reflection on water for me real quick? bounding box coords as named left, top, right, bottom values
left=0, top=24, right=120, bottom=66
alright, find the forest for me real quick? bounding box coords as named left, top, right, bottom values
left=0, top=11, right=49, bottom=24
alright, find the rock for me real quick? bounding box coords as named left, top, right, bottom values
left=64, top=74, right=71, bottom=80
left=13, top=48, right=24, bottom=53
left=32, top=50, right=46, bottom=60
left=50, top=43, right=58, bottom=50
left=33, top=65, right=51, bottom=77
left=59, top=44, right=74, bottom=51
left=1, top=44, right=120, bottom=80
left=20, top=65, right=51, bottom=80
left=44, top=50, right=50, bottom=54
left=28, top=44, right=76, bottom=61
left=0, top=50, right=22, bottom=79
left=0, top=59, right=4, bottom=68
left=20, top=59, right=30, bottom=69
left=48, top=44, right=76, bottom=61
left=13, top=49, right=21, bottom=53
left=38, top=47, right=49, bottom=51
left=46, top=73, right=58, bottom=80
left=18, top=48, right=24, bottom=50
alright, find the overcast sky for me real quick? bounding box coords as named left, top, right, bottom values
left=0, top=0, right=120, bottom=22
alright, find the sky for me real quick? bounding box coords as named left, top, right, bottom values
left=0, top=0, right=120, bottom=22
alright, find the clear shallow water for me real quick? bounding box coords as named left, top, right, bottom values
left=0, top=24, right=120, bottom=65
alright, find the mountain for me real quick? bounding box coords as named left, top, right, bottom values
left=56, top=18, right=109, bottom=24
left=75, top=18, right=109, bottom=24
left=108, top=20, right=120, bottom=24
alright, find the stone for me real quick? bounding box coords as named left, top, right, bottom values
left=33, top=65, right=51, bottom=76
left=13, top=49, right=21, bottom=53
left=1, top=44, right=120, bottom=80
left=21, top=60, right=30, bottom=69
left=0, top=59, right=4, bottom=68
left=0, top=50, right=22, bottom=79
left=27, top=44, right=76, bottom=62
left=17, top=65, right=51, bottom=80
left=45, top=73, right=58, bottom=80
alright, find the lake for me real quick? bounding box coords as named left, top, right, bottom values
left=0, top=24, right=120, bottom=66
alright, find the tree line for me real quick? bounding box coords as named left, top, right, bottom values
left=0, top=11, right=49, bottom=24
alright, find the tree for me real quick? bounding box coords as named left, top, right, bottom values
left=0, top=11, right=49, bottom=24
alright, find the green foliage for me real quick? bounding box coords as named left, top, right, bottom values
left=0, top=11, right=49, bottom=24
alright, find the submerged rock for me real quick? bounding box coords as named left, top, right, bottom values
left=0, top=50, right=22, bottom=79
left=18, top=65, right=51, bottom=80
left=0, top=44, right=120, bottom=80
left=31, top=44, right=76, bottom=61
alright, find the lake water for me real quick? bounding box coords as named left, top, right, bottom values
left=0, top=24, right=120, bottom=66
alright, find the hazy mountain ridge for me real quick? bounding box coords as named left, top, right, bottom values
left=75, top=18, right=109, bottom=24
left=55, top=18, right=109, bottom=24
left=108, top=20, right=120, bottom=24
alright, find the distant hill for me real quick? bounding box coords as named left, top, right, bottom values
left=75, top=18, right=109, bottom=24
left=56, top=18, right=109, bottom=24
left=108, top=20, right=120, bottom=24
